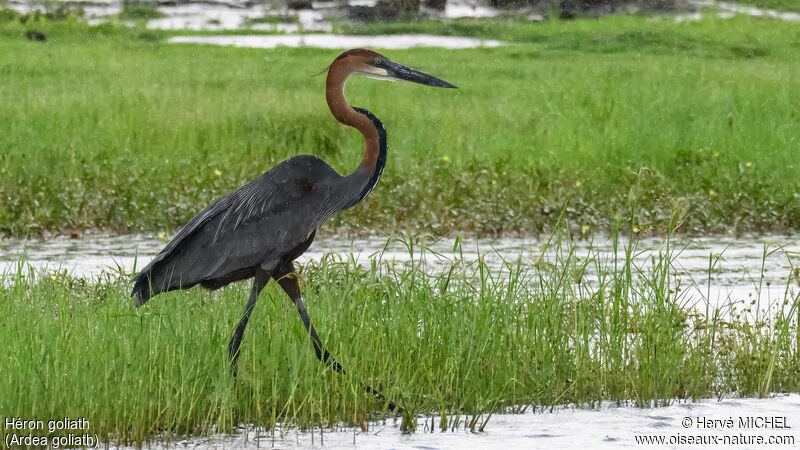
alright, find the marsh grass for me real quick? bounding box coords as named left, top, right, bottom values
left=1, top=15, right=799, bottom=236
left=0, top=223, right=797, bottom=446
left=119, top=2, right=164, bottom=21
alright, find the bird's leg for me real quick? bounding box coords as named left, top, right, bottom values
left=273, top=263, right=403, bottom=413
left=273, top=265, right=343, bottom=372
left=228, top=267, right=270, bottom=375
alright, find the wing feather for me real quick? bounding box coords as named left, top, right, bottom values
left=132, top=155, right=343, bottom=305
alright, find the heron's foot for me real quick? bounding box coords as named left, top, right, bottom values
left=364, top=385, right=403, bottom=414
left=389, top=402, right=403, bottom=415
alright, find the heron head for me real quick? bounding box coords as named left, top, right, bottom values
left=334, top=48, right=457, bottom=89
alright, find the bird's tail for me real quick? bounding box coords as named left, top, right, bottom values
left=131, top=273, right=153, bottom=307
left=131, top=261, right=181, bottom=307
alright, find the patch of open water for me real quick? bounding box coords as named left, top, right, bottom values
left=689, top=0, right=800, bottom=21
left=167, top=33, right=504, bottom=48
left=1, top=232, right=799, bottom=312
left=119, top=394, right=800, bottom=449
left=5, top=0, right=510, bottom=32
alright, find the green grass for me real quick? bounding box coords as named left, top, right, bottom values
left=1, top=15, right=800, bottom=237
left=119, top=2, right=164, bottom=21
left=0, top=223, right=798, bottom=445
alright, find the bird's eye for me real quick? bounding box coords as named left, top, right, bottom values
left=374, top=58, right=382, bottom=65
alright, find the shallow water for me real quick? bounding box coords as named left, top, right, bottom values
left=6, top=0, right=511, bottom=32
left=167, top=33, right=504, bottom=48
left=690, top=0, right=800, bottom=21
left=1, top=232, right=797, bottom=448
left=122, top=394, right=800, bottom=449
left=8, top=0, right=800, bottom=32
left=1, top=232, right=799, bottom=310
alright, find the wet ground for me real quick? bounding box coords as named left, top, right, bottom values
left=118, top=394, right=800, bottom=449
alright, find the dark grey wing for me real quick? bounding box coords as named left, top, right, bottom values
left=132, top=155, right=344, bottom=306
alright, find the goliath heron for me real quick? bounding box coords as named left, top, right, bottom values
left=131, top=48, right=456, bottom=411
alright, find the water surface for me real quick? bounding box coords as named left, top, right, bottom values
left=167, top=33, right=504, bottom=49
left=9, top=0, right=799, bottom=33
left=2, top=232, right=798, bottom=311
left=123, top=394, right=800, bottom=449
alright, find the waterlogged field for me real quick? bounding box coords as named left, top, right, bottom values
left=1, top=14, right=800, bottom=236
left=1, top=9, right=800, bottom=447
left=0, top=227, right=798, bottom=446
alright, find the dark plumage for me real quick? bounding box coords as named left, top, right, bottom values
left=131, top=48, right=455, bottom=412
left=132, top=155, right=351, bottom=305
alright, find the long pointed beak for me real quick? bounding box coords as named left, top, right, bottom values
left=387, top=60, right=457, bottom=89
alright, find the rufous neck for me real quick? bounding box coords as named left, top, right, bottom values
left=326, top=62, right=381, bottom=172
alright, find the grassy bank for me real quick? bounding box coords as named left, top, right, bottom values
left=1, top=15, right=800, bottom=237
left=0, top=225, right=798, bottom=445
